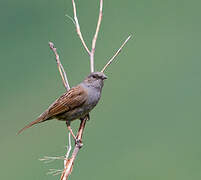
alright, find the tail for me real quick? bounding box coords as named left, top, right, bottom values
left=17, top=112, right=48, bottom=135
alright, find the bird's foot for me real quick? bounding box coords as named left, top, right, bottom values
left=86, top=114, right=90, bottom=121
left=80, top=113, right=90, bottom=121
left=75, top=138, right=83, bottom=148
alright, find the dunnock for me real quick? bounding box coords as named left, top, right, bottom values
left=18, top=72, right=107, bottom=138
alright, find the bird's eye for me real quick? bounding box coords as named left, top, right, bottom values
left=92, top=75, right=96, bottom=78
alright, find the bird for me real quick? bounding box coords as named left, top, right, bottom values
left=18, top=71, right=107, bottom=139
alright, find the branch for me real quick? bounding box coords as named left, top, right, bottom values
left=101, top=35, right=132, bottom=73
left=90, top=0, right=103, bottom=72
left=71, top=0, right=103, bottom=73
left=60, top=118, right=87, bottom=180
left=49, top=42, right=70, bottom=91
left=72, top=0, right=91, bottom=56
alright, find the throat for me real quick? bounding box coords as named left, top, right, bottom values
left=89, top=80, right=103, bottom=90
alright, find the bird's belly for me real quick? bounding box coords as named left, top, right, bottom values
left=56, top=106, right=90, bottom=121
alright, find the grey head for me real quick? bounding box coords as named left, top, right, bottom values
left=83, top=72, right=107, bottom=90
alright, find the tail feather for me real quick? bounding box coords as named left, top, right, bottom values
left=17, top=112, right=48, bottom=135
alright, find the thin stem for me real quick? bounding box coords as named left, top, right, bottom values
left=49, top=42, right=70, bottom=91
left=90, top=0, right=103, bottom=72
left=101, top=35, right=132, bottom=73
left=47, top=169, right=63, bottom=176
left=39, top=156, right=65, bottom=164
left=64, top=132, right=72, bottom=165
left=72, top=0, right=91, bottom=56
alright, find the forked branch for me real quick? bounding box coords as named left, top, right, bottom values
left=71, top=0, right=103, bottom=72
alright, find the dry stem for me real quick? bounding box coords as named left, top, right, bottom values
left=101, top=35, right=132, bottom=73
left=90, top=0, right=103, bottom=72
left=49, top=42, right=70, bottom=91
left=72, top=0, right=90, bottom=56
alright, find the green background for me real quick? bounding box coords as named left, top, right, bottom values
left=1, top=0, right=201, bottom=179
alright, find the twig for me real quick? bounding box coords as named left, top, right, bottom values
left=101, top=35, right=132, bottom=73
left=64, top=132, right=72, bottom=166
left=90, top=0, right=103, bottom=72
left=65, top=14, right=75, bottom=25
left=72, top=0, right=91, bottom=56
left=47, top=169, right=63, bottom=176
left=39, top=156, right=65, bottom=163
left=49, top=42, right=70, bottom=91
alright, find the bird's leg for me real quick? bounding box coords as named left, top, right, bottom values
left=66, top=121, right=76, bottom=141
left=86, top=113, right=90, bottom=121
left=76, top=115, right=88, bottom=140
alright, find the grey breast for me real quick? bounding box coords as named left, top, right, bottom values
left=81, top=82, right=102, bottom=112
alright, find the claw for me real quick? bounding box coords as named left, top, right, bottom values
left=75, top=138, right=83, bottom=148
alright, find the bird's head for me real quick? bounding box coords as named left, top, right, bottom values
left=84, top=72, right=107, bottom=89
left=87, top=72, right=107, bottom=80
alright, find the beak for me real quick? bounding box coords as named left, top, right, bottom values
left=103, top=74, right=107, bottom=80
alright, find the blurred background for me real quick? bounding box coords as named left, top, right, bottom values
left=1, top=0, right=201, bottom=179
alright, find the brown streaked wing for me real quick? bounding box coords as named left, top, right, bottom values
left=46, top=85, right=88, bottom=118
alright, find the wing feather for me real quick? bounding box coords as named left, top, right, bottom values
left=46, top=85, right=87, bottom=118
